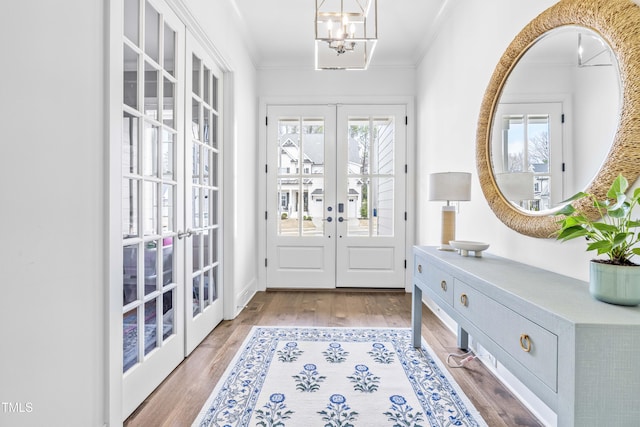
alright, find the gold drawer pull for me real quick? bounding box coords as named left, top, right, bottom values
left=520, top=334, right=532, bottom=352
left=460, top=293, right=468, bottom=307
left=417, top=264, right=422, bottom=273
left=440, top=280, right=447, bottom=292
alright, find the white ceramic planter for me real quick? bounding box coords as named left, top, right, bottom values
left=590, top=261, right=640, bottom=306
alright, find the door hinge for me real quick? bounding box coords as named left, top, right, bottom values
left=405, top=164, right=408, bottom=174
left=405, top=116, right=408, bottom=125
left=561, top=113, right=565, bottom=123
left=265, top=258, right=268, bottom=267
left=562, top=163, right=566, bottom=172
left=404, top=259, right=407, bottom=269
left=265, top=211, right=268, bottom=220
left=266, top=116, right=268, bottom=126
left=404, top=212, right=407, bottom=221
left=265, top=164, right=268, bottom=173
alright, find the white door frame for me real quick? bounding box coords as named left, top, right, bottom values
left=257, top=96, right=415, bottom=293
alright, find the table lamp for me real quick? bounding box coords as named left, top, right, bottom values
left=429, top=172, right=471, bottom=250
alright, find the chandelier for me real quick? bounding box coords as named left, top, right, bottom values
left=315, top=0, right=378, bottom=70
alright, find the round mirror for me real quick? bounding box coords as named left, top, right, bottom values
left=477, top=0, right=640, bottom=238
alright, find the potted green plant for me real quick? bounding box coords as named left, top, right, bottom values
left=555, top=174, right=640, bottom=306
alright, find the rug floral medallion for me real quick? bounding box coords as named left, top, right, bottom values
left=193, top=327, right=487, bottom=427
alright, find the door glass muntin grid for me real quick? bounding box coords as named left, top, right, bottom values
left=346, top=115, right=395, bottom=237
left=276, top=116, right=325, bottom=237
left=190, top=52, right=220, bottom=318
left=122, top=0, right=179, bottom=373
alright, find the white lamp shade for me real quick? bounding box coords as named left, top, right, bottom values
left=428, top=172, right=472, bottom=202
left=495, top=172, right=534, bottom=201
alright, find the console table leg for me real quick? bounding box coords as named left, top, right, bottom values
left=412, top=284, right=423, bottom=348
left=457, top=326, right=469, bottom=350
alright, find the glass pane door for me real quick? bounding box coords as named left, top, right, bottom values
left=121, top=0, right=185, bottom=418
left=336, top=105, right=406, bottom=288
left=265, top=105, right=406, bottom=289
left=266, top=105, right=337, bottom=288
left=185, top=35, right=224, bottom=355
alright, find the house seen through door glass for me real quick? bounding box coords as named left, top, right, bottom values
left=277, top=117, right=325, bottom=237
left=266, top=104, right=406, bottom=289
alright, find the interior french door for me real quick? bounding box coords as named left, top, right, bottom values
left=120, top=0, right=224, bottom=418
left=265, top=104, right=406, bottom=288
left=184, top=34, right=224, bottom=355
left=121, top=0, right=185, bottom=417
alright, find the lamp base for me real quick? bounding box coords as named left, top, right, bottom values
left=439, top=205, right=456, bottom=251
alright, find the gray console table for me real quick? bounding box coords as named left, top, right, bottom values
left=411, top=246, right=640, bottom=427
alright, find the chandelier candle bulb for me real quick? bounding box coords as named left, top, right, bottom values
left=315, top=0, right=378, bottom=70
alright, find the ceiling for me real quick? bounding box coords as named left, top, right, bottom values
left=228, top=0, right=450, bottom=69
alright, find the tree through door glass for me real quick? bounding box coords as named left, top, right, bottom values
left=346, top=116, right=395, bottom=237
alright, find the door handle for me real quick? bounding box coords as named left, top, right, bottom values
left=177, top=229, right=194, bottom=239
left=338, top=217, right=344, bottom=222
left=326, top=217, right=332, bottom=222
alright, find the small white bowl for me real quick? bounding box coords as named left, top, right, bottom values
left=449, top=241, right=490, bottom=257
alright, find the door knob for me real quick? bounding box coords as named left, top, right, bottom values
left=177, top=229, right=194, bottom=239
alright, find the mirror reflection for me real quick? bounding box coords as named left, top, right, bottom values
left=491, top=26, right=620, bottom=213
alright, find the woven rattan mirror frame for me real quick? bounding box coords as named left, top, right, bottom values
left=477, top=0, right=640, bottom=238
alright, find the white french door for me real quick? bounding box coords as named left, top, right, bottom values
left=121, top=0, right=185, bottom=417
left=265, top=104, right=406, bottom=288
left=335, top=105, right=406, bottom=287
left=120, top=0, right=224, bottom=419
left=266, top=105, right=337, bottom=288
left=184, top=34, right=224, bottom=355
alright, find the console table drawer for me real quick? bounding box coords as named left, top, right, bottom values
left=415, top=256, right=454, bottom=306
left=454, top=279, right=558, bottom=391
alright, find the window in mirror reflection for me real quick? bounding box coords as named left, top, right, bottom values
left=500, top=113, right=552, bottom=210
left=494, top=102, right=563, bottom=211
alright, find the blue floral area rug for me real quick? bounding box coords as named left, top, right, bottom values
left=192, top=327, right=487, bottom=427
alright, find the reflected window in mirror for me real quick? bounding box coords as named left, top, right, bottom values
left=491, top=26, right=620, bottom=214
left=493, top=104, right=562, bottom=211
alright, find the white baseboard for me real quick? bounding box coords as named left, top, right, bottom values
left=233, top=278, right=257, bottom=318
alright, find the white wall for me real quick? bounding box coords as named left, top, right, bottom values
left=572, top=63, right=620, bottom=189
left=415, top=0, right=597, bottom=281
left=259, top=67, right=415, bottom=99
left=0, top=1, right=105, bottom=426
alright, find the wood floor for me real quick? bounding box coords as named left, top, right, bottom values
left=125, top=290, right=544, bottom=426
